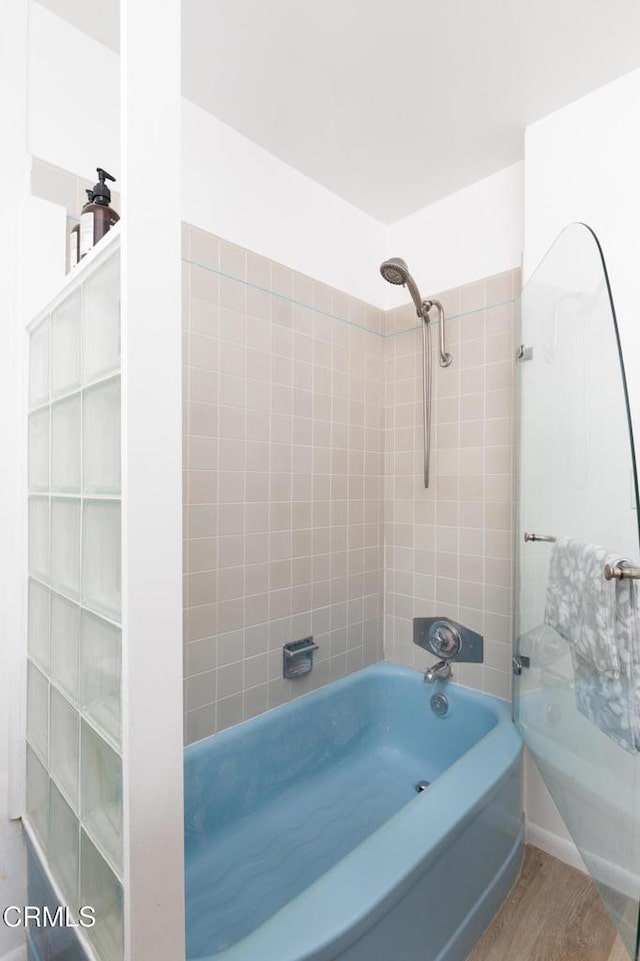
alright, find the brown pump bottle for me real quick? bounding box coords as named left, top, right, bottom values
left=79, top=168, right=120, bottom=259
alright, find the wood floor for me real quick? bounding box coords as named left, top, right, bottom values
left=467, top=846, right=632, bottom=961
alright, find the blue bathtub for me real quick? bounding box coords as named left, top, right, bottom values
left=184, top=662, right=523, bottom=961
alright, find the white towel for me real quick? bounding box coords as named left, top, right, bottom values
left=544, top=537, right=640, bottom=754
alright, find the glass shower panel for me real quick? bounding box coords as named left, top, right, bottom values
left=26, top=746, right=49, bottom=850
left=50, top=593, right=80, bottom=703
left=48, top=781, right=80, bottom=910
left=80, top=611, right=122, bottom=748
left=28, top=579, right=50, bottom=673
left=51, top=395, right=81, bottom=492
left=514, top=223, right=640, bottom=957
left=50, top=686, right=79, bottom=809
left=50, top=497, right=81, bottom=598
left=83, top=377, right=121, bottom=494
left=29, top=318, right=49, bottom=409
left=26, top=246, right=123, bottom=960
left=28, top=408, right=50, bottom=492
left=80, top=831, right=124, bottom=961
left=82, top=256, right=121, bottom=383
left=51, top=289, right=81, bottom=398
left=27, top=661, right=49, bottom=765
left=28, top=495, right=50, bottom=583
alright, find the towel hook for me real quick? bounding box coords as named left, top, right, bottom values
left=524, top=533, right=556, bottom=543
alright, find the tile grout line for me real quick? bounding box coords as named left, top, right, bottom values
left=183, top=256, right=517, bottom=340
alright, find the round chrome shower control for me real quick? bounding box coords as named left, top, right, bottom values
left=429, top=620, right=462, bottom=659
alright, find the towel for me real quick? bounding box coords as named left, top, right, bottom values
left=544, top=537, right=640, bottom=754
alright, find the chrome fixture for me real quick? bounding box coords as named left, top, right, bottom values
left=524, top=535, right=640, bottom=580
left=424, top=660, right=453, bottom=684
left=427, top=620, right=462, bottom=660
left=414, top=617, right=484, bottom=685
left=283, top=637, right=319, bottom=679
left=379, top=257, right=452, bottom=487
left=430, top=693, right=449, bottom=716
left=415, top=779, right=431, bottom=793
left=413, top=616, right=483, bottom=664
left=604, top=562, right=640, bottom=581
left=512, top=655, right=531, bottom=676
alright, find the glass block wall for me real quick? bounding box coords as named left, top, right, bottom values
left=26, top=248, right=124, bottom=961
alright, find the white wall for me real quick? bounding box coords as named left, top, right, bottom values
left=2, top=8, right=68, bottom=958
left=524, top=67, right=640, bottom=446
left=181, top=100, right=387, bottom=306
left=28, top=3, right=120, bottom=182
left=28, top=3, right=523, bottom=310
left=386, top=163, right=524, bottom=305
left=523, top=66, right=640, bottom=872
left=523, top=752, right=586, bottom=871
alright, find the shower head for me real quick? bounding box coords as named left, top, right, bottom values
left=380, top=257, right=410, bottom=286
left=379, top=256, right=425, bottom=317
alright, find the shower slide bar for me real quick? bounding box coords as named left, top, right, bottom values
left=379, top=258, right=452, bottom=488
left=524, top=532, right=640, bottom=580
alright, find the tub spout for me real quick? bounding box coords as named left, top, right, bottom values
left=424, top=660, right=452, bottom=683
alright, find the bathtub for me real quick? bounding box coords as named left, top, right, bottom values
left=184, top=662, right=523, bottom=961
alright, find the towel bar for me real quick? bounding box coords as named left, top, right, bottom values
left=603, top=563, right=640, bottom=581
left=524, top=532, right=556, bottom=543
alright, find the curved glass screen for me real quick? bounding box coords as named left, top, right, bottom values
left=514, top=222, right=640, bottom=958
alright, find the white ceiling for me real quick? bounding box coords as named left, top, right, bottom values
left=37, top=0, right=640, bottom=222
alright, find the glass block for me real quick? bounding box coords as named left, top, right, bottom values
left=80, top=831, right=124, bottom=961
left=81, top=612, right=121, bottom=748
left=29, top=496, right=50, bottom=583
left=51, top=396, right=81, bottom=492
left=52, top=288, right=81, bottom=397
left=51, top=498, right=81, bottom=598
left=28, top=579, right=50, bottom=673
left=80, top=723, right=122, bottom=874
left=48, top=781, right=79, bottom=910
left=83, top=255, right=120, bottom=383
left=50, top=593, right=80, bottom=704
left=50, top=687, right=79, bottom=810
left=82, top=500, right=121, bottom=620
left=83, top=378, right=121, bottom=494
left=27, top=745, right=49, bottom=850
left=28, top=408, right=50, bottom=492
left=27, top=661, right=49, bottom=764
left=30, top=319, right=50, bottom=409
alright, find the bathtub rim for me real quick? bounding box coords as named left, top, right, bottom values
left=186, top=663, right=523, bottom=961
left=184, top=660, right=509, bottom=764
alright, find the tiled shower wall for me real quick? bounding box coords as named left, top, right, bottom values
left=181, top=226, right=386, bottom=743
left=29, top=157, right=519, bottom=737
left=384, top=271, right=519, bottom=700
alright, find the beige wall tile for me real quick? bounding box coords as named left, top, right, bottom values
left=182, top=222, right=518, bottom=740
left=183, top=224, right=385, bottom=741
left=384, top=267, right=519, bottom=704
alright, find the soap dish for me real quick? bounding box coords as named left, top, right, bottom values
left=283, top=637, right=319, bottom=679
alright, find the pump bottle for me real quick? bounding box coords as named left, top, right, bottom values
left=70, top=189, right=94, bottom=268
left=79, top=168, right=120, bottom=259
